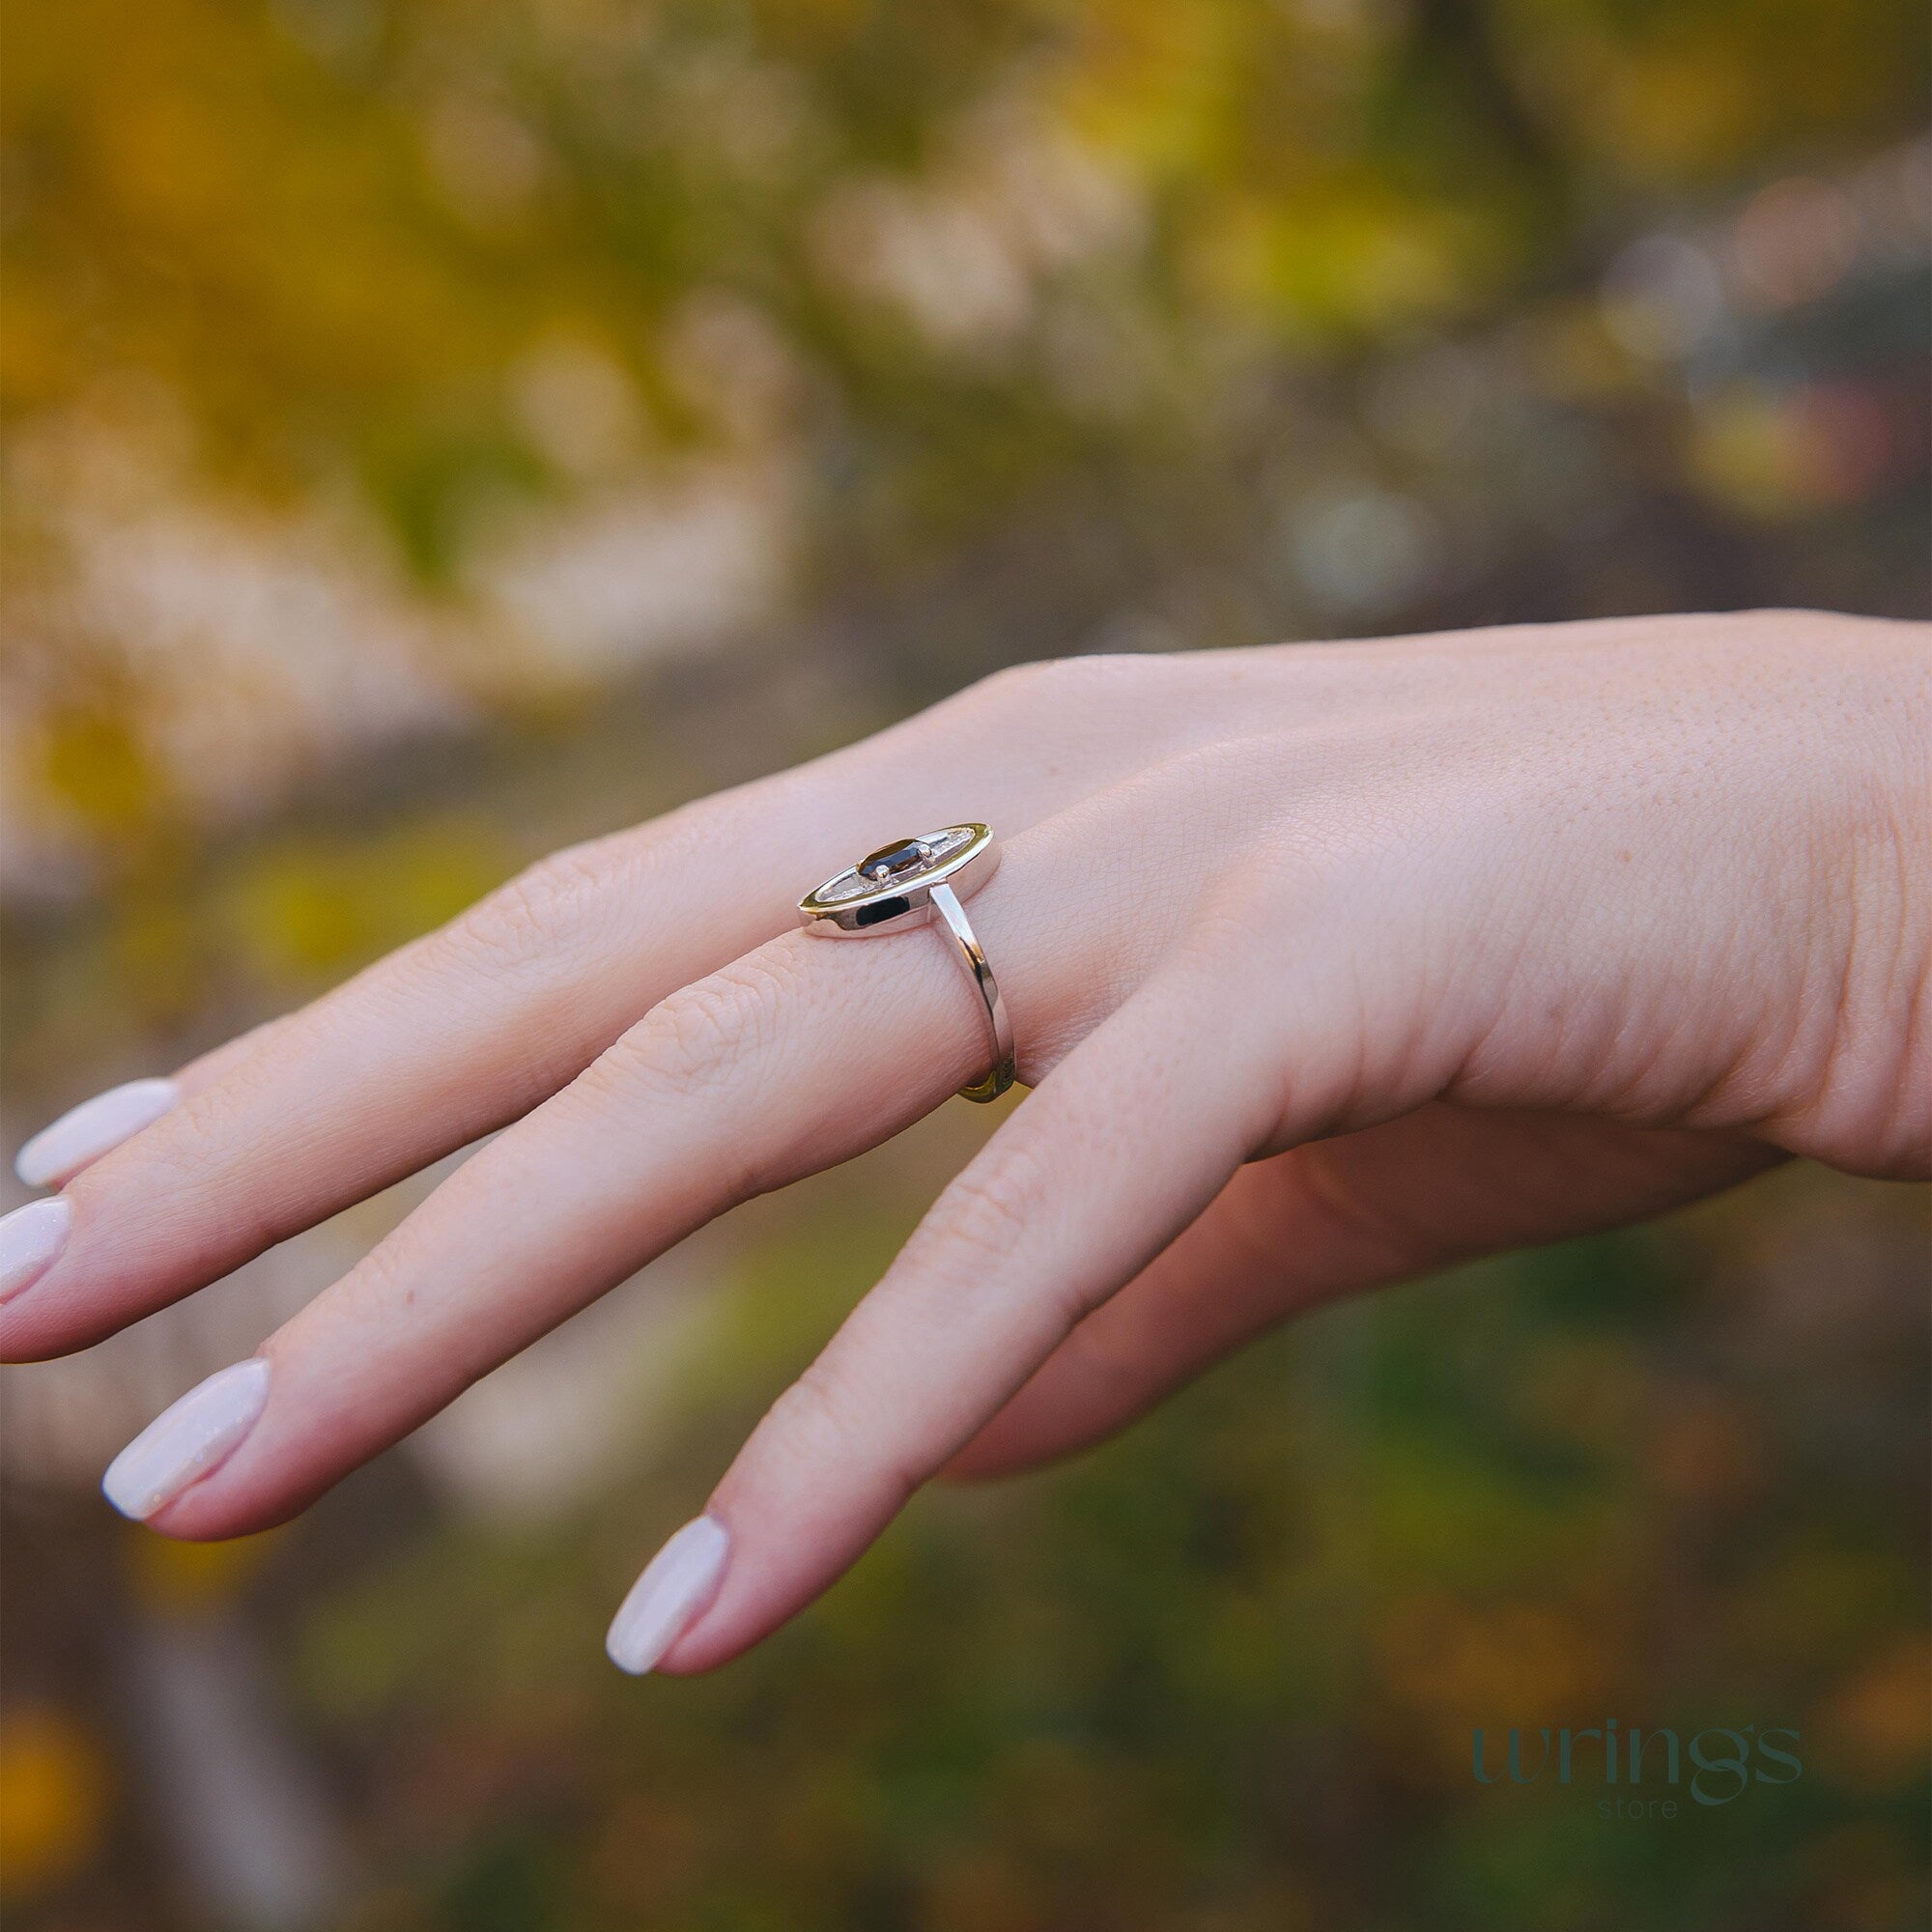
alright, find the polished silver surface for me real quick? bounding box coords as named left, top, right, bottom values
left=797, top=822, right=998, bottom=934
left=925, top=881, right=1015, bottom=1102
left=800, top=824, right=1015, bottom=1102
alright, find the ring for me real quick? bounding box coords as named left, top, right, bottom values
left=798, top=823, right=1015, bottom=1103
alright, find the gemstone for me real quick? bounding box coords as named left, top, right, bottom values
left=858, top=838, right=932, bottom=882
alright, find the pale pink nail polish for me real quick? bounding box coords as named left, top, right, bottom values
left=606, top=1515, right=730, bottom=1675
left=0, top=1197, right=71, bottom=1302
left=101, top=1358, right=271, bottom=1520
left=15, top=1077, right=181, bottom=1188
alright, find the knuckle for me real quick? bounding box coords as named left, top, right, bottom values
left=437, top=838, right=621, bottom=974
left=915, top=1140, right=1056, bottom=1275
left=609, top=950, right=798, bottom=1103
left=764, top=1366, right=862, bottom=1462
left=1235, top=808, right=1406, bottom=924
left=763, top=1360, right=923, bottom=1508
left=148, top=1081, right=234, bottom=1170
left=71, top=1073, right=286, bottom=1249
left=967, top=657, right=1057, bottom=705
left=962, top=652, right=1147, bottom=710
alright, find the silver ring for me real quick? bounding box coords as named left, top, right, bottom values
left=798, top=823, right=1015, bottom=1103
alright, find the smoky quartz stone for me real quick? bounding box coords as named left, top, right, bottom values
left=857, top=838, right=933, bottom=882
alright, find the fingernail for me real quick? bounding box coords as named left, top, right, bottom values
left=101, top=1358, right=271, bottom=1521
left=0, top=1198, right=71, bottom=1302
left=606, top=1514, right=730, bottom=1676
left=16, top=1077, right=182, bottom=1188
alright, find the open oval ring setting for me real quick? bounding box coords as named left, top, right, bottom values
left=798, top=823, right=1015, bottom=1103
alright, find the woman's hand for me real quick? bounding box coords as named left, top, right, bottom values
left=3, top=611, right=1925, bottom=1675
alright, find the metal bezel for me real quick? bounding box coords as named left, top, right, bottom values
left=798, top=823, right=1000, bottom=937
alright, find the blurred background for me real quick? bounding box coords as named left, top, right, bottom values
left=2, top=1, right=1928, bottom=1926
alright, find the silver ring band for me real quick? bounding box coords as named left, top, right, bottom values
left=799, top=823, right=1016, bottom=1103
left=926, top=881, right=1015, bottom=1102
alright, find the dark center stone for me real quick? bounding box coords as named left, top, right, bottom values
left=858, top=837, right=932, bottom=883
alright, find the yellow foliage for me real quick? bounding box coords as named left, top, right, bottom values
left=1815, top=1634, right=1932, bottom=1791
left=0, top=1706, right=108, bottom=1906
left=126, top=1521, right=287, bottom=1617
left=1687, top=387, right=1816, bottom=520
left=217, top=816, right=512, bottom=982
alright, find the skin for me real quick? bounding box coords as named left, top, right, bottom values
left=5, top=609, right=1928, bottom=1674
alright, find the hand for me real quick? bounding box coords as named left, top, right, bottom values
left=3, top=610, right=1924, bottom=1676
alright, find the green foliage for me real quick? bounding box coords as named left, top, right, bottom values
left=271, top=1174, right=1928, bottom=1931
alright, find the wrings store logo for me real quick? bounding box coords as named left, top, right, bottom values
left=1472, top=1721, right=1802, bottom=1816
